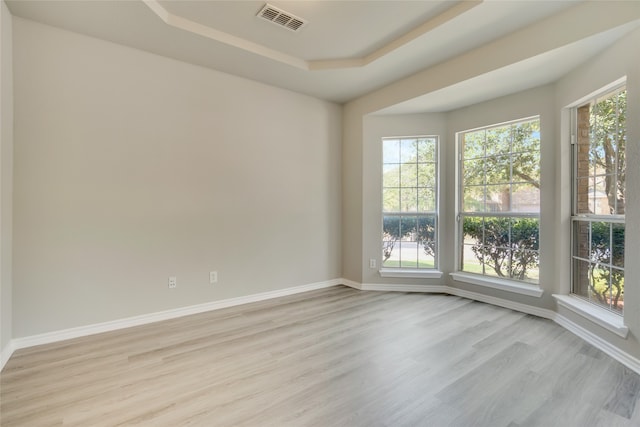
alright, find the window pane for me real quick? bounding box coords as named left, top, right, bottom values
left=512, top=120, right=540, bottom=153
left=417, top=215, right=436, bottom=268
left=511, top=217, right=539, bottom=251
left=383, top=139, right=400, bottom=163
left=461, top=213, right=539, bottom=282
left=590, top=221, right=611, bottom=265
left=612, top=223, right=624, bottom=268
left=611, top=268, right=624, bottom=313
left=462, top=216, right=482, bottom=242
left=511, top=151, right=540, bottom=185
left=485, top=126, right=512, bottom=156
left=417, top=214, right=435, bottom=244
left=463, top=222, right=484, bottom=246
left=512, top=183, right=540, bottom=213
left=485, top=184, right=510, bottom=212
left=482, top=217, right=510, bottom=247
left=417, top=187, right=436, bottom=212
left=594, top=175, right=612, bottom=215
left=586, top=89, right=626, bottom=218
left=573, top=260, right=624, bottom=314
left=462, top=244, right=483, bottom=274
left=485, top=155, right=510, bottom=185
left=510, top=216, right=539, bottom=274
left=382, top=215, right=400, bottom=267
left=483, top=251, right=506, bottom=278
left=400, top=139, right=416, bottom=163
left=463, top=186, right=485, bottom=212
left=383, top=216, right=400, bottom=238
left=572, top=259, right=591, bottom=301
left=399, top=240, right=418, bottom=268
left=513, top=250, right=539, bottom=283
left=417, top=138, right=436, bottom=162
left=416, top=163, right=436, bottom=187
left=463, top=130, right=485, bottom=160
left=572, top=220, right=590, bottom=261
left=400, top=216, right=417, bottom=238
left=575, top=143, right=591, bottom=178
left=590, top=264, right=611, bottom=308
left=418, top=247, right=435, bottom=269
left=615, top=174, right=625, bottom=215
left=382, top=165, right=400, bottom=188
left=463, top=159, right=484, bottom=186
left=382, top=244, right=399, bottom=268
left=382, top=221, right=399, bottom=268
left=383, top=188, right=400, bottom=212
left=400, top=188, right=418, bottom=212
left=575, top=177, right=595, bottom=214
left=401, top=163, right=417, bottom=187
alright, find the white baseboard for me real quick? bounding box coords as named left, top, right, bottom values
left=8, top=278, right=342, bottom=357
left=342, top=279, right=447, bottom=294
left=341, top=278, right=362, bottom=290
left=5, top=278, right=640, bottom=377
left=1, top=340, right=15, bottom=371
left=445, top=286, right=555, bottom=320
left=554, top=313, right=640, bottom=375
left=360, top=283, right=448, bottom=293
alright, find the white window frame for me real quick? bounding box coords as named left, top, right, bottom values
left=453, top=116, right=543, bottom=295
left=380, top=135, right=440, bottom=278
left=569, top=82, right=626, bottom=315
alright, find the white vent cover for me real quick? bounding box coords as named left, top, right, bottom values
left=257, top=4, right=307, bottom=32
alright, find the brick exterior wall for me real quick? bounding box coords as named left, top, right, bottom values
left=575, top=104, right=591, bottom=296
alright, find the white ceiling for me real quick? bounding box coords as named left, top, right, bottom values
left=6, top=0, right=640, bottom=112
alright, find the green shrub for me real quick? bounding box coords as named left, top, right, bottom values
left=462, top=217, right=539, bottom=280
left=383, top=216, right=436, bottom=261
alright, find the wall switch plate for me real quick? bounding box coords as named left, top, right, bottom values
left=168, top=276, right=177, bottom=289
left=209, top=271, right=218, bottom=284
left=369, top=259, right=376, bottom=268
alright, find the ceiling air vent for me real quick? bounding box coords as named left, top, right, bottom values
left=257, top=4, right=307, bottom=32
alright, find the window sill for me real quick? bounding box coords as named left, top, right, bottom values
left=379, top=269, right=443, bottom=279
left=450, top=272, right=544, bottom=297
left=553, top=294, right=628, bottom=339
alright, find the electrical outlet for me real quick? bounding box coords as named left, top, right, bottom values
left=209, top=271, right=218, bottom=284
left=168, top=276, right=177, bottom=289
left=369, top=259, right=376, bottom=268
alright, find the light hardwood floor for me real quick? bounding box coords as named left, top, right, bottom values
left=2, top=286, right=640, bottom=426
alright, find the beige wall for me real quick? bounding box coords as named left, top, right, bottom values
left=12, top=18, right=342, bottom=337
left=341, top=107, right=363, bottom=283
left=0, top=0, right=13, bottom=359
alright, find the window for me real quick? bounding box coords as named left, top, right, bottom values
left=382, top=136, right=438, bottom=269
left=458, top=117, right=540, bottom=283
left=571, top=86, right=626, bottom=313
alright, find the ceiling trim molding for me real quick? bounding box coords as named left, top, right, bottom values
left=143, top=0, right=308, bottom=70
left=308, top=0, right=482, bottom=70
left=143, top=0, right=482, bottom=71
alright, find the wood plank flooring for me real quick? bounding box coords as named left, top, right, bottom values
left=2, top=286, right=640, bottom=426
